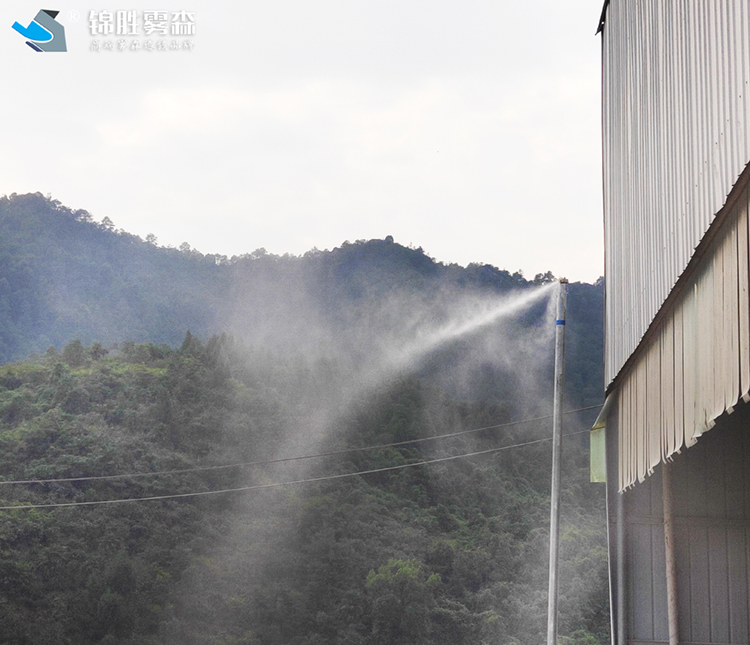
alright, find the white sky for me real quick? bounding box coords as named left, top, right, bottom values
left=1, top=1, right=604, bottom=282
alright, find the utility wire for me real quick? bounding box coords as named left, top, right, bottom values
left=0, top=404, right=602, bottom=486
left=0, top=429, right=592, bottom=510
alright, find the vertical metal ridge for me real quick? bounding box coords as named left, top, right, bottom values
left=615, top=182, right=750, bottom=488
left=603, top=0, right=750, bottom=386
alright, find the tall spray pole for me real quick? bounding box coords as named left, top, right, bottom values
left=546, top=278, right=568, bottom=645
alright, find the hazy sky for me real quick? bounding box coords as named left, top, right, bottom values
left=2, top=1, right=604, bottom=282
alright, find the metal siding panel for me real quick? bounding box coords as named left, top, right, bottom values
left=651, top=460, right=663, bottom=519
left=630, top=368, right=637, bottom=490
left=726, top=221, right=741, bottom=409
left=716, top=226, right=736, bottom=415
left=647, top=341, right=661, bottom=474
left=690, top=526, right=711, bottom=643
left=725, top=426, right=746, bottom=520
left=660, top=321, right=675, bottom=461
left=712, top=242, right=725, bottom=425
left=637, top=357, right=648, bottom=482
left=719, top=0, right=729, bottom=188
left=728, top=0, right=742, bottom=182
left=616, top=185, right=750, bottom=489
left=695, top=1, right=707, bottom=232
left=740, top=191, right=750, bottom=400
left=676, top=515, right=693, bottom=642
left=671, top=413, right=690, bottom=518
left=742, top=1, right=750, bottom=160
left=698, top=267, right=712, bottom=440
left=685, top=0, right=699, bottom=268
left=673, top=303, right=685, bottom=453
left=728, top=527, right=749, bottom=643
left=734, top=1, right=745, bottom=180
left=621, top=372, right=627, bottom=491
left=603, top=0, right=750, bottom=387
left=688, top=439, right=708, bottom=518
left=695, top=262, right=714, bottom=438
left=628, top=370, right=635, bottom=492
left=706, top=426, right=727, bottom=520
left=626, top=367, right=635, bottom=490
left=709, top=2, right=723, bottom=212
left=652, top=521, right=669, bottom=642
left=660, top=0, right=671, bottom=289
left=683, top=284, right=698, bottom=448
left=620, top=374, right=627, bottom=492
left=630, top=522, right=655, bottom=641
left=709, top=526, right=731, bottom=643
left=629, top=473, right=653, bottom=522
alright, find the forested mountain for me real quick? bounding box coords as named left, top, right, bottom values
left=0, top=193, right=607, bottom=645
left=0, top=192, right=603, bottom=409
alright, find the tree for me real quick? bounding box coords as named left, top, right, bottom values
left=90, top=342, right=109, bottom=360
left=62, top=339, right=86, bottom=367
left=366, top=559, right=440, bottom=645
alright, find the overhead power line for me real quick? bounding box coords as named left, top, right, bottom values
left=0, top=428, right=592, bottom=511
left=0, top=404, right=602, bottom=487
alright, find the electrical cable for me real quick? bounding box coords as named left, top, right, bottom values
left=0, top=428, right=592, bottom=510
left=0, top=404, right=603, bottom=486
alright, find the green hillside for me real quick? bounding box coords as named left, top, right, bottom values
left=0, top=192, right=603, bottom=410
left=0, top=193, right=607, bottom=644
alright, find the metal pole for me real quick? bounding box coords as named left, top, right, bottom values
left=547, top=278, right=568, bottom=645
left=662, top=462, right=679, bottom=645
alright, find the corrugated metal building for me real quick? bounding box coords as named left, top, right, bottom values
left=595, top=1, right=750, bottom=643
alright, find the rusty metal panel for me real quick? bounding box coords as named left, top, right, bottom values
left=603, top=0, right=750, bottom=387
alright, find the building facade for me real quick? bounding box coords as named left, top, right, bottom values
left=596, top=1, right=750, bottom=643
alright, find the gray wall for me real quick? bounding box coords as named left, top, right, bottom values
left=609, top=401, right=750, bottom=644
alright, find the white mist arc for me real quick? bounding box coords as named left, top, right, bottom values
left=386, top=281, right=557, bottom=374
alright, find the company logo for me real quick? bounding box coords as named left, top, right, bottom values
left=12, top=10, right=67, bottom=52
left=88, top=10, right=195, bottom=53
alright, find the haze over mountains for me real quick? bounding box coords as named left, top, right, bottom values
left=0, top=192, right=608, bottom=644
left=0, top=192, right=602, bottom=409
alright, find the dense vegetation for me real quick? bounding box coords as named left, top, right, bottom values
left=0, top=192, right=603, bottom=412
left=0, top=193, right=608, bottom=644
left=0, top=338, right=607, bottom=645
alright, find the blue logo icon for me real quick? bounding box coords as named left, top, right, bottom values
left=12, top=10, right=67, bottom=52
